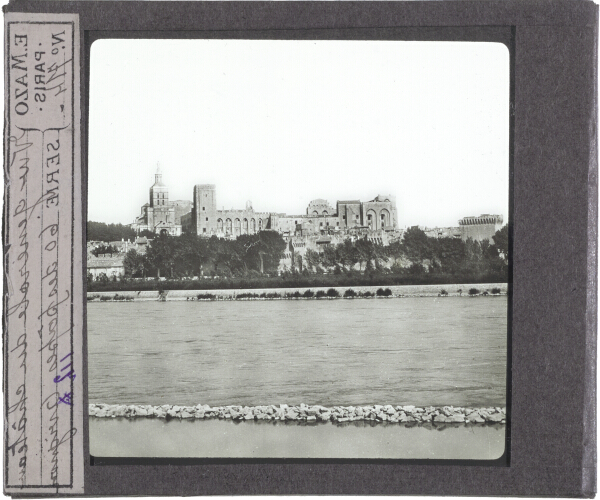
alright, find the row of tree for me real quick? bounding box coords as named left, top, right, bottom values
left=117, top=225, right=508, bottom=282
left=87, top=221, right=137, bottom=242
left=123, top=231, right=286, bottom=278
left=300, top=225, right=508, bottom=278
left=87, top=221, right=155, bottom=243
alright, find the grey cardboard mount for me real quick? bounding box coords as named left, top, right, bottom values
left=3, top=0, right=598, bottom=497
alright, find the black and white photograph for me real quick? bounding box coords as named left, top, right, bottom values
left=86, top=39, right=510, bottom=460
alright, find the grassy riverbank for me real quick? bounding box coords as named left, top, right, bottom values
left=87, top=283, right=508, bottom=301
left=88, top=271, right=508, bottom=293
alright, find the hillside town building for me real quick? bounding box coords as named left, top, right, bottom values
left=87, top=237, right=149, bottom=279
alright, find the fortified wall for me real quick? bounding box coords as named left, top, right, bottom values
left=459, top=214, right=504, bottom=242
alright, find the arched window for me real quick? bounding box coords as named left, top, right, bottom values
left=226, top=218, right=232, bottom=235
left=234, top=218, right=241, bottom=236
left=243, top=218, right=249, bottom=234
left=367, top=210, right=377, bottom=230
left=380, top=209, right=390, bottom=228
left=217, top=219, right=224, bottom=233
left=250, top=218, right=256, bottom=234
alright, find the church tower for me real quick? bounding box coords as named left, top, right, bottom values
left=148, top=163, right=172, bottom=230
left=149, top=163, right=168, bottom=208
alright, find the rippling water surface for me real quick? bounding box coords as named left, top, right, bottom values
left=88, top=297, right=507, bottom=407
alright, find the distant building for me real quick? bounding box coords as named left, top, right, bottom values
left=87, top=237, right=151, bottom=279
left=458, top=214, right=504, bottom=242
left=421, top=226, right=462, bottom=239
left=130, top=165, right=188, bottom=236
left=128, top=165, right=502, bottom=246
left=183, top=185, right=275, bottom=237
left=418, top=214, right=503, bottom=243
left=87, top=257, right=124, bottom=279
left=181, top=184, right=399, bottom=239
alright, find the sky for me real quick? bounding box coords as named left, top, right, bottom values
left=88, top=39, right=509, bottom=228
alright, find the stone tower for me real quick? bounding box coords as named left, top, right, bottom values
left=193, top=184, right=217, bottom=235
left=148, top=163, right=171, bottom=228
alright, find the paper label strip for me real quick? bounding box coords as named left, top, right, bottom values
left=4, top=13, right=83, bottom=494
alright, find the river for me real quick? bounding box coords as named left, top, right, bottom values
left=88, top=296, right=507, bottom=407
left=88, top=296, right=507, bottom=459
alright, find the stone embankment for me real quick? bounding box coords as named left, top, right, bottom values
left=89, top=403, right=506, bottom=425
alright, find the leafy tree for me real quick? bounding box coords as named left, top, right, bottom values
left=212, top=236, right=244, bottom=275
left=87, top=221, right=136, bottom=242
left=407, top=262, right=426, bottom=276
left=237, top=231, right=286, bottom=274
left=174, top=233, right=213, bottom=277
left=95, top=272, right=110, bottom=285
left=492, top=225, right=509, bottom=259
left=390, top=261, right=405, bottom=274
left=464, top=238, right=483, bottom=265
left=123, top=249, right=147, bottom=278
left=304, top=249, right=321, bottom=272
left=91, top=244, right=119, bottom=257
left=145, top=233, right=176, bottom=278
left=402, top=227, right=431, bottom=263
left=482, top=225, right=509, bottom=277
left=336, top=239, right=359, bottom=270
left=321, top=245, right=338, bottom=269
left=433, top=237, right=465, bottom=273
left=354, top=238, right=383, bottom=271
left=138, top=230, right=156, bottom=239
left=385, top=239, right=404, bottom=266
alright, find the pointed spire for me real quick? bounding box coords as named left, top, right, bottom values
left=154, top=162, right=163, bottom=185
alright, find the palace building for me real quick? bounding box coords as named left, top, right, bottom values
left=130, top=166, right=502, bottom=244
left=131, top=166, right=400, bottom=238
left=179, top=184, right=399, bottom=238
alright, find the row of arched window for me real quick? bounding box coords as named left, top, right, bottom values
left=216, top=217, right=267, bottom=236
left=365, top=208, right=391, bottom=230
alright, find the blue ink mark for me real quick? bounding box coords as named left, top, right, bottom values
left=58, top=392, right=72, bottom=406
left=54, top=352, right=75, bottom=383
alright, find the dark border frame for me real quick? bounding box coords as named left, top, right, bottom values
left=4, top=1, right=596, bottom=496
